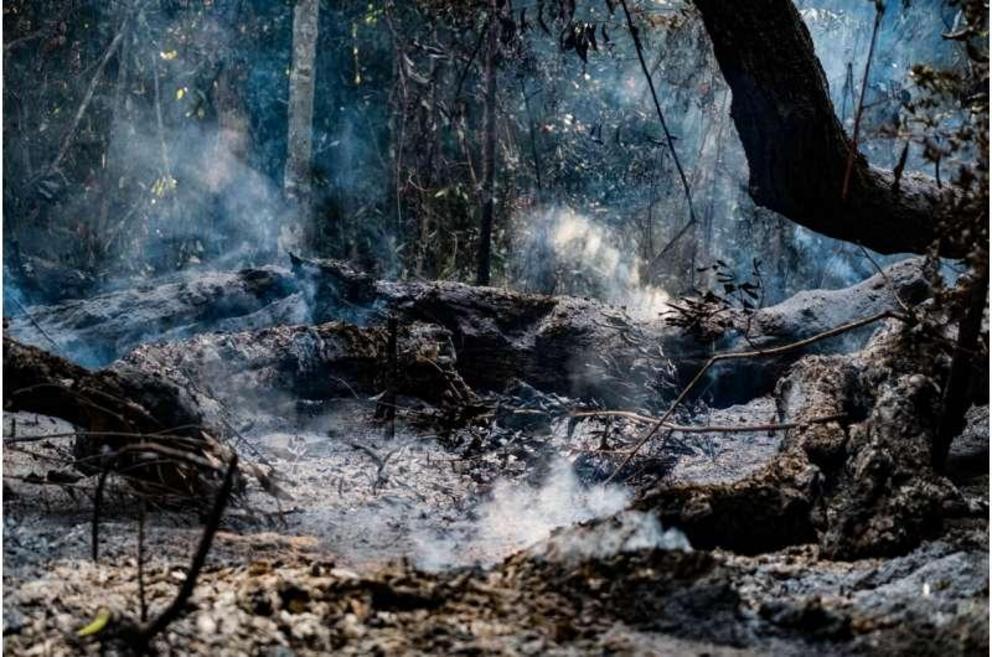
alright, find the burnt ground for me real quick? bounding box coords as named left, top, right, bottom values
left=3, top=399, right=987, bottom=656
left=2, top=261, right=988, bottom=656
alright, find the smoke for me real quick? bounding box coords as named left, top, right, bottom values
left=476, top=458, right=630, bottom=550
left=106, top=120, right=291, bottom=270
left=530, top=510, right=691, bottom=564
left=6, top=0, right=963, bottom=312
left=510, top=206, right=672, bottom=319
left=414, top=457, right=688, bottom=570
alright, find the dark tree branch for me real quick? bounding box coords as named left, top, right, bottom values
left=620, top=0, right=699, bottom=227
left=133, top=454, right=238, bottom=652
left=693, top=0, right=966, bottom=258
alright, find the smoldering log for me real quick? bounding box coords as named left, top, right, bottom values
left=4, top=316, right=476, bottom=497
left=8, top=256, right=931, bottom=410
left=7, top=267, right=302, bottom=367
left=635, top=320, right=968, bottom=560
left=116, top=320, right=477, bottom=426
left=291, top=254, right=931, bottom=407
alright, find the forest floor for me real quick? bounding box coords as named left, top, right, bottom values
left=2, top=260, right=989, bottom=656
left=3, top=401, right=988, bottom=656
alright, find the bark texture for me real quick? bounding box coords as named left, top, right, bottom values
left=636, top=321, right=968, bottom=559
left=284, top=0, right=319, bottom=227
left=694, top=0, right=964, bottom=258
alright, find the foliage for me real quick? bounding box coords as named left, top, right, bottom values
left=2, top=0, right=986, bottom=310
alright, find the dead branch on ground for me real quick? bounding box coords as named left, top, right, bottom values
left=605, top=310, right=904, bottom=484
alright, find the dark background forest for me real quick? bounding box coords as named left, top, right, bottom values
left=4, top=0, right=983, bottom=314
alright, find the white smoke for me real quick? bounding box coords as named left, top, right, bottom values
left=511, top=206, right=672, bottom=320
left=476, top=458, right=630, bottom=552
left=414, top=457, right=689, bottom=570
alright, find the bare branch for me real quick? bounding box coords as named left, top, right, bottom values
left=133, top=454, right=238, bottom=650
left=604, top=310, right=903, bottom=484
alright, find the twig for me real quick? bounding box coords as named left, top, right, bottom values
left=453, top=15, right=493, bottom=100
left=4, top=429, right=210, bottom=446
left=570, top=410, right=847, bottom=434
left=857, top=243, right=912, bottom=315
left=137, top=498, right=148, bottom=622
left=92, top=466, right=111, bottom=562
left=519, top=78, right=544, bottom=193
left=604, top=310, right=902, bottom=484
left=133, top=454, right=238, bottom=651
left=44, top=29, right=126, bottom=177
left=377, top=316, right=399, bottom=439
left=841, top=1, right=884, bottom=201
left=4, top=22, right=57, bottom=53
left=173, top=362, right=272, bottom=466
left=648, top=216, right=696, bottom=271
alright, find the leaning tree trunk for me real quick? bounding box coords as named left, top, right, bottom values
left=693, top=0, right=966, bottom=258
left=284, top=0, right=320, bottom=240
left=476, top=0, right=500, bottom=286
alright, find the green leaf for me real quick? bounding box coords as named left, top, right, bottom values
left=77, top=609, right=111, bottom=637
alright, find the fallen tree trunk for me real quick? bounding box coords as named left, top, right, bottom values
left=7, top=267, right=303, bottom=367
left=117, top=320, right=477, bottom=429
left=293, top=255, right=931, bottom=407
left=4, top=314, right=476, bottom=496
left=3, top=337, right=234, bottom=500
left=693, top=0, right=966, bottom=258
left=8, top=257, right=931, bottom=409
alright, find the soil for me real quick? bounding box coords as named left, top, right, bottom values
left=3, top=395, right=987, bottom=656
left=2, top=260, right=987, bottom=656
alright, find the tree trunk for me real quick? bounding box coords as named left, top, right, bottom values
left=476, top=1, right=499, bottom=286
left=693, top=0, right=966, bottom=258
left=290, top=254, right=930, bottom=408
left=284, top=0, right=319, bottom=240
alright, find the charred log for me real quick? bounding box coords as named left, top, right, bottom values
left=294, top=255, right=931, bottom=408
left=116, top=320, right=477, bottom=427
left=636, top=321, right=968, bottom=560
left=3, top=336, right=234, bottom=500
left=8, top=256, right=931, bottom=411
left=6, top=266, right=301, bottom=367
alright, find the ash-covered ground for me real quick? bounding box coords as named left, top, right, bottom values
left=3, top=261, right=988, bottom=656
